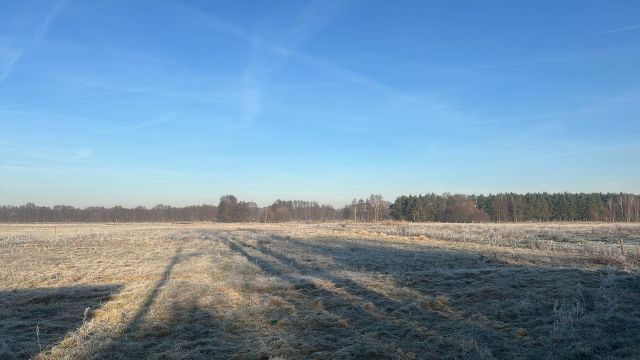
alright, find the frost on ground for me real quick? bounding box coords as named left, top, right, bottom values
left=1, top=222, right=639, bottom=359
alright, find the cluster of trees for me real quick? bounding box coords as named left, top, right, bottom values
left=0, top=203, right=217, bottom=223
left=216, top=195, right=260, bottom=222
left=390, top=193, right=640, bottom=222
left=341, top=194, right=391, bottom=222
left=264, top=200, right=338, bottom=222
left=390, top=194, right=488, bottom=222
left=215, top=196, right=341, bottom=222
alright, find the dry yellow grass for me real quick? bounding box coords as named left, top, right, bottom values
left=1, top=222, right=639, bottom=359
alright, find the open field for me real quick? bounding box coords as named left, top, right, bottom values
left=1, top=222, right=639, bottom=359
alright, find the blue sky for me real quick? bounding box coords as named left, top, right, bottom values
left=1, top=0, right=639, bottom=207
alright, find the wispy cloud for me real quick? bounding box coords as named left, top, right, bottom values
left=58, top=74, right=235, bottom=105
left=174, top=1, right=521, bottom=131
left=0, top=163, right=191, bottom=182
left=98, top=115, right=174, bottom=134
left=52, top=44, right=241, bottom=105
left=0, top=48, right=23, bottom=82
left=597, top=24, right=640, bottom=35
left=179, top=2, right=548, bottom=101
left=175, top=2, right=397, bottom=104
left=71, top=148, right=94, bottom=159
left=385, top=57, right=559, bottom=81
left=0, top=141, right=95, bottom=162
left=172, top=0, right=352, bottom=128
left=35, top=0, right=70, bottom=42
left=0, top=0, right=70, bottom=82
left=462, top=143, right=640, bottom=172
left=0, top=106, right=176, bottom=136
left=238, top=53, right=262, bottom=128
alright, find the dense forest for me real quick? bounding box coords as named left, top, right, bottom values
left=389, top=193, right=640, bottom=222
left=1, top=193, right=639, bottom=223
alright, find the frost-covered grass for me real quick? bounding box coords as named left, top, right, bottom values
left=1, top=222, right=639, bottom=359
left=335, top=222, right=640, bottom=267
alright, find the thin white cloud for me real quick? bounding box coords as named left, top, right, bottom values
left=175, top=3, right=392, bottom=101
left=172, top=0, right=352, bottom=129
left=0, top=0, right=70, bottom=82
left=384, top=58, right=559, bottom=81
left=0, top=141, right=96, bottom=161
left=239, top=67, right=262, bottom=128
left=58, top=75, right=233, bottom=105
left=597, top=24, right=640, bottom=35
left=35, top=0, right=70, bottom=42
left=174, top=1, right=496, bottom=130
left=71, top=148, right=94, bottom=160
left=0, top=106, right=176, bottom=136
left=0, top=49, right=23, bottom=82
left=0, top=160, right=223, bottom=181
left=98, top=115, right=174, bottom=134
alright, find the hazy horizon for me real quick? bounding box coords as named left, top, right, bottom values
left=4, top=189, right=640, bottom=210
left=2, top=0, right=639, bottom=207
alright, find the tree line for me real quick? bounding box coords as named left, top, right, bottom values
left=0, top=196, right=341, bottom=223
left=1, top=192, right=639, bottom=223
left=0, top=203, right=218, bottom=223
left=390, top=192, right=640, bottom=222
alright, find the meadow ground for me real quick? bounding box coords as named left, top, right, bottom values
left=1, top=222, right=639, bottom=359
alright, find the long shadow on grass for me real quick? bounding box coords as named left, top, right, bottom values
left=87, top=245, right=217, bottom=359
left=224, top=236, right=479, bottom=358
left=228, top=233, right=640, bottom=359
left=87, top=242, right=263, bottom=360
left=0, top=284, right=122, bottom=359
